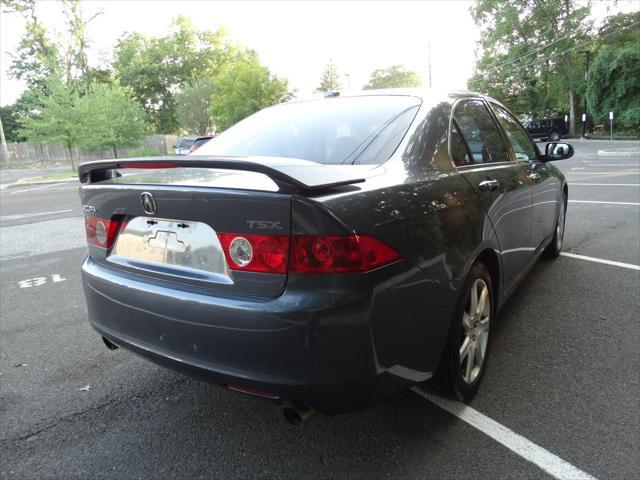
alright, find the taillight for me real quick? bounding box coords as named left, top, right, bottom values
left=118, top=162, right=177, bottom=169
left=217, top=233, right=401, bottom=274
left=85, top=217, right=120, bottom=249
left=290, top=235, right=401, bottom=273
left=217, top=233, right=289, bottom=274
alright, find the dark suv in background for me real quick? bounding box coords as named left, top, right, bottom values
left=524, top=117, right=568, bottom=141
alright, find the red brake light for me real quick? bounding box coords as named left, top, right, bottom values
left=217, top=233, right=401, bottom=275
left=85, top=217, right=120, bottom=249
left=217, top=233, right=289, bottom=274
left=291, top=234, right=401, bottom=273
left=118, top=162, right=177, bottom=169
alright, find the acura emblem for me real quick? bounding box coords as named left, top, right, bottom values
left=141, top=192, right=157, bottom=215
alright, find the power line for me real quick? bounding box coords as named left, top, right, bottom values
left=484, top=31, right=581, bottom=71
left=481, top=20, right=640, bottom=75
left=481, top=20, right=578, bottom=71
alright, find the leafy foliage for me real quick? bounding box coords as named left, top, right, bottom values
left=113, top=17, right=244, bottom=133
left=76, top=83, right=148, bottom=155
left=316, top=60, right=342, bottom=92
left=2, top=0, right=60, bottom=87
left=363, top=65, right=422, bottom=90
left=585, top=12, right=640, bottom=130
left=175, top=78, right=216, bottom=136
left=0, top=102, right=28, bottom=142
left=468, top=0, right=591, bottom=133
left=18, top=76, right=83, bottom=170
left=209, top=54, right=292, bottom=132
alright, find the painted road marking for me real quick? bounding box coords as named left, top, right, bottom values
left=560, top=252, right=640, bottom=271
left=581, top=164, right=639, bottom=167
left=569, top=183, right=640, bottom=187
left=567, top=172, right=640, bottom=175
left=413, top=388, right=598, bottom=480
left=568, top=200, right=639, bottom=206
left=0, top=209, right=73, bottom=221
left=18, top=274, right=67, bottom=288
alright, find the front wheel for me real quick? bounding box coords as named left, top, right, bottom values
left=549, top=130, right=561, bottom=141
left=546, top=193, right=566, bottom=257
left=424, top=262, right=493, bottom=402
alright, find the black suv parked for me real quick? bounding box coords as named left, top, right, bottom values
left=524, top=117, right=567, bottom=141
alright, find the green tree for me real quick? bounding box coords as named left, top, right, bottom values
left=18, top=76, right=83, bottom=171
left=60, top=0, right=104, bottom=88
left=363, top=65, right=422, bottom=90
left=468, top=0, right=592, bottom=134
left=113, top=17, right=242, bottom=133
left=175, top=78, right=216, bottom=136
left=0, top=100, right=29, bottom=143
left=316, top=60, right=342, bottom=92
left=76, top=83, right=148, bottom=157
left=585, top=12, right=640, bottom=131
left=2, top=0, right=60, bottom=87
left=209, top=54, right=292, bottom=131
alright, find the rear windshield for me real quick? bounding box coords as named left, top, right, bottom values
left=193, top=137, right=212, bottom=147
left=194, top=95, right=421, bottom=165
left=177, top=138, right=194, bottom=148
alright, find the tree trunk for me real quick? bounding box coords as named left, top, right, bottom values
left=113, top=144, right=118, bottom=159
left=67, top=143, right=76, bottom=172
left=568, top=88, right=576, bottom=137
left=564, top=0, right=577, bottom=137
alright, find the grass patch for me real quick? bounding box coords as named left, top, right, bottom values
left=20, top=171, right=77, bottom=183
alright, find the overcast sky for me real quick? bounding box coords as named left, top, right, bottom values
left=0, top=0, right=637, bottom=106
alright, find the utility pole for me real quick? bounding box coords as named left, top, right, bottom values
left=0, top=113, right=9, bottom=164
left=345, top=73, right=351, bottom=92
left=427, top=43, right=432, bottom=88
left=581, top=50, right=590, bottom=138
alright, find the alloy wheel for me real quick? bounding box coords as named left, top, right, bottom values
left=460, top=279, right=490, bottom=384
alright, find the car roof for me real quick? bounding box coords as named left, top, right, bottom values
left=281, top=88, right=501, bottom=111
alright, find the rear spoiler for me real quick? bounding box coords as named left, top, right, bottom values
left=78, top=156, right=366, bottom=192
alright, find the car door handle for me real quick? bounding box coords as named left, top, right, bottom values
left=528, top=172, right=541, bottom=182
left=478, top=179, right=500, bottom=192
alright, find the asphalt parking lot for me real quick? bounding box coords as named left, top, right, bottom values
left=1, top=139, right=638, bottom=479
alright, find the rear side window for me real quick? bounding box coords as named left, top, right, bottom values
left=450, top=121, right=472, bottom=166
left=452, top=100, right=511, bottom=165
left=194, top=96, right=421, bottom=165
left=491, top=104, right=538, bottom=162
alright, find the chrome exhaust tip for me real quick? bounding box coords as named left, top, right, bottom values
left=282, top=402, right=316, bottom=426
left=102, top=336, right=119, bottom=350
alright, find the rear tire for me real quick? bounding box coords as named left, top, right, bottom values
left=423, top=262, right=493, bottom=402
left=546, top=193, right=566, bottom=258
left=549, top=131, right=561, bottom=141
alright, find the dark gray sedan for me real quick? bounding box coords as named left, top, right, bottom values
left=79, top=90, right=572, bottom=425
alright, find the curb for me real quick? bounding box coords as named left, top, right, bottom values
left=8, top=176, right=79, bottom=188
left=597, top=150, right=640, bottom=158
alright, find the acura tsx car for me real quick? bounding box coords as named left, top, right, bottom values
left=79, top=89, right=573, bottom=425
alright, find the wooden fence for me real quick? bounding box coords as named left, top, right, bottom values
left=0, top=134, right=178, bottom=169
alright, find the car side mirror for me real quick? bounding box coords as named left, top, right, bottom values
left=544, top=142, right=574, bottom=161
left=172, top=145, right=177, bottom=149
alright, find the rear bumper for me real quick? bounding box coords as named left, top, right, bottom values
left=82, top=256, right=453, bottom=413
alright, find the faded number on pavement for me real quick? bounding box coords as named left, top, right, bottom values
left=18, top=274, right=67, bottom=288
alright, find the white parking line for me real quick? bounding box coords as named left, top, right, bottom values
left=560, top=252, right=640, bottom=271
left=569, top=183, right=640, bottom=187
left=568, top=200, right=639, bottom=206
left=567, top=172, right=640, bottom=175
left=581, top=164, right=640, bottom=167
left=413, top=389, right=598, bottom=480
left=0, top=209, right=73, bottom=221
